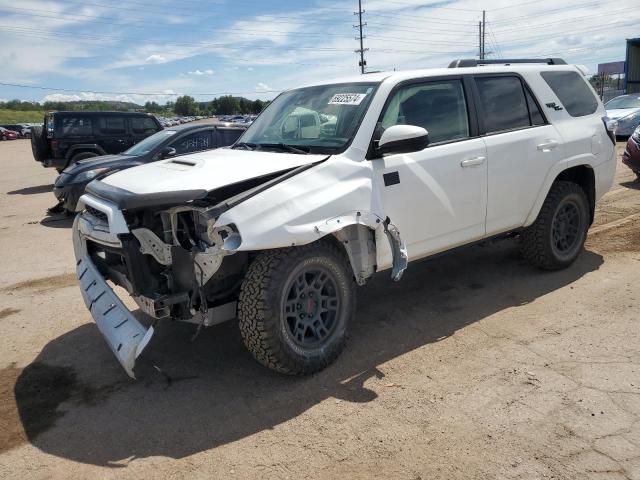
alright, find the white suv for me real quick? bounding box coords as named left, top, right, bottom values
left=72, top=58, right=617, bottom=377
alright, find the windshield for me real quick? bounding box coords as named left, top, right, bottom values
left=606, top=95, right=640, bottom=110
left=238, top=82, right=378, bottom=154
left=123, top=129, right=177, bottom=155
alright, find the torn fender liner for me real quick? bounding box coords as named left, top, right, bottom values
left=384, top=218, right=408, bottom=282
left=76, top=256, right=154, bottom=378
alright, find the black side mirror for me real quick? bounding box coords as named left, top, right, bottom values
left=160, top=146, right=177, bottom=159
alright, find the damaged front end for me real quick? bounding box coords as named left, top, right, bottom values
left=73, top=186, right=250, bottom=377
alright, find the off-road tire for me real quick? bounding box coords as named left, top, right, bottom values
left=30, top=125, right=49, bottom=163
left=521, top=181, right=589, bottom=270
left=238, top=241, right=356, bottom=375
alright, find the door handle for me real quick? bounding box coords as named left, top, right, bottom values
left=537, top=140, right=559, bottom=151
left=460, top=156, right=486, bottom=167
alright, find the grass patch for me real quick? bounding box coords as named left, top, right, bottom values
left=0, top=110, right=44, bottom=124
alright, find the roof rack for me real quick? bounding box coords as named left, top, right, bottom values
left=448, top=58, right=567, bottom=68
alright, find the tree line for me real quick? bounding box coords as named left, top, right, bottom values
left=0, top=95, right=270, bottom=116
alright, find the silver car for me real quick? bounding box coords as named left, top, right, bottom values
left=605, top=94, right=640, bottom=136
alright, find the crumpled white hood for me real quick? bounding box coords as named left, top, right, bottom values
left=102, top=148, right=326, bottom=194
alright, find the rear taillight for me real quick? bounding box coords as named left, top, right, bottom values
left=50, top=140, right=59, bottom=151
left=602, top=116, right=617, bottom=145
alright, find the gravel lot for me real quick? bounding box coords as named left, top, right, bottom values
left=1, top=137, right=640, bottom=479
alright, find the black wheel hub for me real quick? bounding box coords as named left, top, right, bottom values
left=552, top=201, right=581, bottom=256
left=283, top=267, right=340, bottom=348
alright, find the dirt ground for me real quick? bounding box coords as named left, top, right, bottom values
left=1, top=137, right=640, bottom=480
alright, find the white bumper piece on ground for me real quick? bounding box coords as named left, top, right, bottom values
left=73, top=215, right=154, bottom=378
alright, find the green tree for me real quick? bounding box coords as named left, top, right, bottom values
left=174, top=95, right=197, bottom=115
left=216, top=95, right=239, bottom=115
left=251, top=99, right=265, bottom=114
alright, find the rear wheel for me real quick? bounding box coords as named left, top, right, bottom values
left=238, top=242, right=356, bottom=375
left=521, top=181, right=589, bottom=270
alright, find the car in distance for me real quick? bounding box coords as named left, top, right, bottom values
left=72, top=58, right=616, bottom=378
left=30, top=111, right=163, bottom=172
left=604, top=94, right=640, bottom=137
left=0, top=124, right=30, bottom=137
left=622, top=125, right=640, bottom=179
left=53, top=124, right=246, bottom=213
left=0, top=127, right=19, bottom=140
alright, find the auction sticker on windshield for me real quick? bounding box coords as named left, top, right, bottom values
left=329, top=93, right=367, bottom=105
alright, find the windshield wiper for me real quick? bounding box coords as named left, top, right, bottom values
left=232, top=142, right=259, bottom=151
left=260, top=143, right=311, bottom=155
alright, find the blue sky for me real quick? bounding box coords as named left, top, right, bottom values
left=0, top=0, right=637, bottom=105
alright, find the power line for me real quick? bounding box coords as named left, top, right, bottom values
left=364, top=10, right=479, bottom=25
left=491, top=19, right=638, bottom=47
left=492, top=8, right=635, bottom=34
left=1, top=25, right=475, bottom=56
left=370, top=0, right=482, bottom=12
left=0, top=6, right=354, bottom=38
left=490, top=0, right=618, bottom=25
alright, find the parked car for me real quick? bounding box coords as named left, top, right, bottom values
left=622, top=125, right=640, bottom=179
left=0, top=127, right=19, bottom=140
left=604, top=94, right=640, bottom=137
left=0, top=124, right=30, bottom=137
left=30, top=111, right=163, bottom=172
left=53, top=124, right=246, bottom=213
left=72, top=58, right=616, bottom=378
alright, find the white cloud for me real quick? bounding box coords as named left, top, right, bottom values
left=41, top=90, right=178, bottom=105
left=187, top=69, right=214, bottom=76
left=145, top=54, right=167, bottom=64
left=256, top=82, right=273, bottom=92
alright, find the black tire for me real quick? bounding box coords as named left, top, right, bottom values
left=521, top=181, right=589, bottom=270
left=30, top=125, right=49, bottom=162
left=238, top=241, right=356, bottom=375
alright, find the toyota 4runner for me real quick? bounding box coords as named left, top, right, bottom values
left=72, top=59, right=617, bottom=378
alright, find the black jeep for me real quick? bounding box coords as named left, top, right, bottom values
left=30, top=111, right=163, bottom=171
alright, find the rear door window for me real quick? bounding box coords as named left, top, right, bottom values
left=131, top=117, right=159, bottom=135
left=59, top=116, right=93, bottom=137
left=169, top=130, right=212, bottom=155
left=97, top=117, right=126, bottom=135
left=541, top=70, right=598, bottom=117
left=475, top=76, right=531, bottom=134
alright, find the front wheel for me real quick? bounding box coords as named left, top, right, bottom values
left=521, top=181, right=590, bottom=270
left=238, top=242, right=356, bottom=375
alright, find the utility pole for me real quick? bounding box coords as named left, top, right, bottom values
left=354, top=0, right=368, bottom=74
left=481, top=10, right=486, bottom=60
left=478, top=21, right=482, bottom=59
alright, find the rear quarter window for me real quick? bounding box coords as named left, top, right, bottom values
left=131, top=117, right=160, bottom=135
left=540, top=70, right=599, bottom=117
